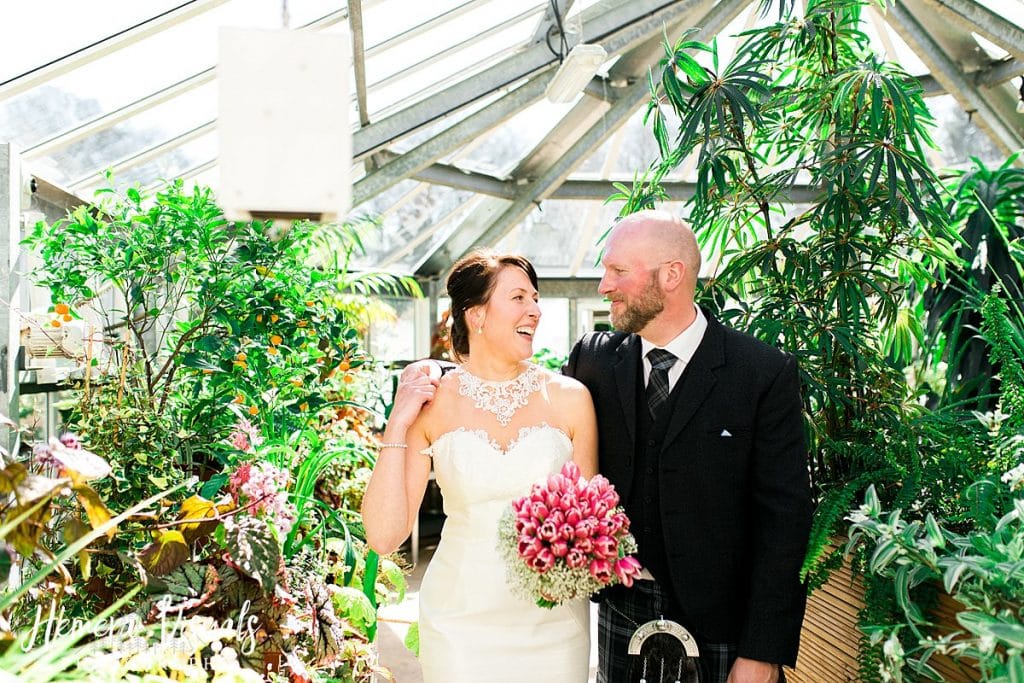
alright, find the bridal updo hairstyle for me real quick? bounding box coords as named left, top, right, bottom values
left=446, top=250, right=538, bottom=361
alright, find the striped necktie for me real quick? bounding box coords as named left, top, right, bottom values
left=646, top=348, right=677, bottom=420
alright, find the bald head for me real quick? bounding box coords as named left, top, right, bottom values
left=609, top=210, right=701, bottom=290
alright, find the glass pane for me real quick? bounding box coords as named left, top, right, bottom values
left=36, top=82, right=216, bottom=186
left=451, top=98, right=575, bottom=176
left=0, top=1, right=184, bottom=83
left=1, top=0, right=338, bottom=146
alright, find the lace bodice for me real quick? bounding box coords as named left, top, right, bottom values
left=423, top=423, right=573, bottom=513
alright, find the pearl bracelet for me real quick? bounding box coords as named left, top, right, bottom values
left=378, top=442, right=408, bottom=450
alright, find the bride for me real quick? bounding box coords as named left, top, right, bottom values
left=362, top=250, right=597, bottom=682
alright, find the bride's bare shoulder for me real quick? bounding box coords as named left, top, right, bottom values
left=538, top=366, right=591, bottom=399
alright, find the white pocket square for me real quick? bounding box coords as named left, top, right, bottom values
left=720, top=429, right=732, bottom=437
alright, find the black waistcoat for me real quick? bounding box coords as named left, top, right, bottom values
left=626, top=361, right=685, bottom=585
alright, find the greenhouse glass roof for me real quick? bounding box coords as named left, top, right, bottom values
left=2, top=0, right=1023, bottom=279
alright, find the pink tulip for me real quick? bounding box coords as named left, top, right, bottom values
left=558, top=523, right=576, bottom=541
left=566, top=547, right=588, bottom=569
left=593, top=500, right=609, bottom=517
left=515, top=519, right=537, bottom=537
left=538, top=520, right=559, bottom=542
left=594, top=535, right=618, bottom=559
left=530, top=548, right=556, bottom=573
left=550, top=540, right=569, bottom=557
left=530, top=501, right=549, bottom=520
left=566, top=508, right=581, bottom=526
left=574, top=536, right=593, bottom=554
left=549, top=510, right=565, bottom=527
left=559, top=492, right=576, bottom=511
left=614, top=557, right=643, bottom=587
left=518, top=537, right=543, bottom=559
left=612, top=512, right=629, bottom=532
left=589, top=559, right=613, bottom=583
left=561, top=461, right=581, bottom=481
left=598, top=518, right=619, bottom=536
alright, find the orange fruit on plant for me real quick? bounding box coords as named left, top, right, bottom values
left=337, top=360, right=350, bottom=372
left=62, top=314, right=73, bottom=322
left=236, top=352, right=247, bottom=361
left=270, top=335, right=283, bottom=346
left=343, top=374, right=354, bottom=384
left=271, top=314, right=280, bottom=323
left=268, top=347, right=279, bottom=356
left=51, top=320, right=61, bottom=328
left=248, top=405, right=259, bottom=415
left=54, top=303, right=70, bottom=315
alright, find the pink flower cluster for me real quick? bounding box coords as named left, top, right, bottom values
left=226, top=418, right=263, bottom=453
left=228, top=461, right=296, bottom=535
left=500, top=461, right=642, bottom=606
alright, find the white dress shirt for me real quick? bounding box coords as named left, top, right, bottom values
left=640, top=306, right=708, bottom=391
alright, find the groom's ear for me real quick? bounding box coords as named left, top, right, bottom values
left=660, top=259, right=685, bottom=291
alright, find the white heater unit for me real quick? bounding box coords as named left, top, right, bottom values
left=218, top=27, right=351, bottom=222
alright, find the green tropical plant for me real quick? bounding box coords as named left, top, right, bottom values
left=923, top=155, right=1024, bottom=408
left=847, top=476, right=1024, bottom=682
left=610, top=0, right=959, bottom=584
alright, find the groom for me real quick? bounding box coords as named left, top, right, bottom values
left=565, top=210, right=812, bottom=683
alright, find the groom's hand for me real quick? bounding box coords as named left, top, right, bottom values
left=400, top=359, right=443, bottom=384
left=726, top=658, right=780, bottom=683
left=388, top=363, right=440, bottom=432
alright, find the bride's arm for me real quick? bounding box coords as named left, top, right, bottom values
left=362, top=372, right=436, bottom=555
left=561, top=380, right=598, bottom=479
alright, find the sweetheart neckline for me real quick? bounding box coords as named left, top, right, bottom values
left=423, top=423, right=571, bottom=457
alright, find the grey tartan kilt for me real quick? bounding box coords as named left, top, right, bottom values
left=596, top=580, right=734, bottom=683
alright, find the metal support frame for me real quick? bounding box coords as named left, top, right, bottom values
left=915, top=0, right=1024, bottom=61
left=353, top=0, right=724, bottom=160
left=352, top=77, right=549, bottom=205
left=350, top=0, right=371, bottom=130
left=885, top=1, right=1024, bottom=155
left=417, top=0, right=748, bottom=276
left=0, top=145, right=22, bottom=450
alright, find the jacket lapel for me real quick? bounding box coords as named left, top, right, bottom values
left=612, top=334, right=641, bottom=443
left=662, top=313, right=726, bottom=449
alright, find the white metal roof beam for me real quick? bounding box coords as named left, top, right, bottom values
left=0, top=0, right=230, bottom=102
left=350, top=0, right=372, bottom=129
left=885, top=2, right=1024, bottom=155
left=916, top=0, right=1024, bottom=61
left=353, top=0, right=725, bottom=159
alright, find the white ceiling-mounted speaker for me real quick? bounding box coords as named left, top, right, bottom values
left=218, top=27, right=352, bottom=223
left=545, top=43, right=608, bottom=104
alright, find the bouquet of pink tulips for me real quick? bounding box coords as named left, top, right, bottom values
left=497, top=461, right=643, bottom=608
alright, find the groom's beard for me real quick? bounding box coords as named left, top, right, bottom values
left=610, top=273, right=664, bottom=333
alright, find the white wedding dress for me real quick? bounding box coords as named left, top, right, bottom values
left=418, top=424, right=590, bottom=682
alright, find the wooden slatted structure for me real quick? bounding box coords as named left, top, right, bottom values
left=787, top=555, right=981, bottom=682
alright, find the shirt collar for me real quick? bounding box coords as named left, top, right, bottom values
left=641, top=306, right=707, bottom=366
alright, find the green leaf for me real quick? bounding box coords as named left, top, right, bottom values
left=404, top=621, right=420, bottom=657
left=332, top=585, right=376, bottom=635
left=200, top=473, right=229, bottom=499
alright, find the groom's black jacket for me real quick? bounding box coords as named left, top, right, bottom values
left=564, top=311, right=812, bottom=667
